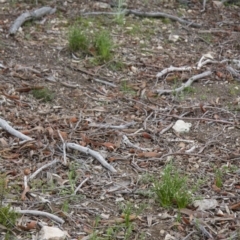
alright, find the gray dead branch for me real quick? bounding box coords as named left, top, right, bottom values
left=81, top=9, right=202, bottom=28
left=127, top=10, right=202, bottom=28
left=0, top=117, right=116, bottom=172
left=156, top=70, right=213, bottom=95
left=9, top=6, right=56, bottom=35
left=66, top=143, right=117, bottom=173
left=0, top=118, right=32, bottom=141
left=16, top=210, right=64, bottom=224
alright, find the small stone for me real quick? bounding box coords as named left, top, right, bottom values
left=37, top=226, right=67, bottom=240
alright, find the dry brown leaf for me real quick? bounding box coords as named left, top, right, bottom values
left=120, top=214, right=137, bottom=221
left=137, top=152, right=161, bottom=158
left=212, top=184, right=221, bottom=192
left=199, top=103, right=206, bottom=113
left=69, top=117, right=78, bottom=123
left=102, top=142, right=115, bottom=150
left=216, top=71, right=224, bottom=78
left=20, top=130, right=32, bottom=135
left=26, top=221, right=37, bottom=230
left=229, top=202, right=240, bottom=210
left=141, top=132, right=152, bottom=139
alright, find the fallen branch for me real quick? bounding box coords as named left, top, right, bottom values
left=74, top=177, right=89, bottom=195
left=28, top=159, right=60, bottom=181
left=156, top=66, right=193, bottom=79
left=89, top=121, right=135, bottom=129
left=0, top=118, right=32, bottom=141
left=122, top=135, right=152, bottom=151
left=155, top=71, right=212, bottom=95
left=127, top=10, right=202, bottom=28
left=66, top=143, right=117, bottom=173
left=81, top=9, right=202, bottom=28
left=9, top=6, right=56, bottom=35
left=16, top=210, right=64, bottom=224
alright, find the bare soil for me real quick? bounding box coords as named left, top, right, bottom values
left=0, top=0, right=240, bottom=239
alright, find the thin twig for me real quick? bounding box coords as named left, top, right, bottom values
left=28, top=159, right=59, bottom=181
left=74, top=177, right=89, bottom=195
left=58, top=130, right=67, bottom=165
left=66, top=143, right=117, bottom=173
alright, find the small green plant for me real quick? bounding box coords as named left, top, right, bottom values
left=93, top=31, right=112, bottom=61
left=120, top=81, right=136, bottom=95
left=199, top=33, right=213, bottom=44
left=152, top=162, right=193, bottom=208
left=0, top=205, right=18, bottom=229
left=162, top=17, right=172, bottom=24
left=0, top=175, right=18, bottom=231
left=229, top=84, right=240, bottom=96
left=31, top=87, right=54, bottom=102
left=68, top=26, right=88, bottom=52
left=214, top=169, right=223, bottom=188
left=114, top=0, right=125, bottom=24
left=108, top=60, right=125, bottom=71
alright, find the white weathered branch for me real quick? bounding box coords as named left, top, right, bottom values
left=156, top=66, right=193, bottom=79
left=88, top=121, right=135, bottom=129
left=156, top=71, right=212, bottom=95
left=28, top=159, right=60, bottom=181
left=9, top=6, right=56, bottom=35
left=16, top=210, right=64, bottom=224
left=66, top=143, right=117, bottom=173
left=0, top=118, right=32, bottom=141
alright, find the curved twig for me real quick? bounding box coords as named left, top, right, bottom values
left=156, top=71, right=212, bottom=95
left=66, top=143, right=117, bottom=173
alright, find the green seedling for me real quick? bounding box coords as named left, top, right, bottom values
left=93, top=31, right=113, bottom=62
left=214, top=168, right=223, bottom=188
left=0, top=205, right=18, bottom=229
left=162, top=17, right=172, bottom=24
left=68, top=26, right=88, bottom=52
left=31, top=87, right=54, bottom=102
left=199, top=33, right=213, bottom=44
left=108, top=60, right=125, bottom=71
left=114, top=0, right=126, bottom=24
left=152, top=162, right=193, bottom=208
left=120, top=81, right=136, bottom=95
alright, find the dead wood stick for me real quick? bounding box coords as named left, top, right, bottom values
left=155, top=70, right=212, bottom=95
left=9, top=6, right=56, bottom=35
left=28, top=159, right=59, bottom=181
left=81, top=10, right=202, bottom=28
left=16, top=210, right=64, bottom=224
left=88, top=121, right=135, bottom=129
left=66, top=143, right=117, bottom=173
left=0, top=118, right=32, bottom=141
left=158, top=113, right=235, bottom=125
left=156, top=66, right=193, bottom=79
left=127, top=10, right=202, bottom=28
left=74, top=177, right=89, bottom=195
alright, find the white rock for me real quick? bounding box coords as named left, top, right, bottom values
left=164, top=233, right=176, bottom=240
left=37, top=226, right=67, bottom=240
left=193, top=199, right=218, bottom=211
left=172, top=120, right=191, bottom=133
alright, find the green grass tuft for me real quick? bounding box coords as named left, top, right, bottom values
left=31, top=87, right=54, bottom=102
left=153, top=162, right=193, bottom=208
left=68, top=26, right=88, bottom=52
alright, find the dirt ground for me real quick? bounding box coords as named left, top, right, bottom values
left=0, top=0, right=240, bottom=239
